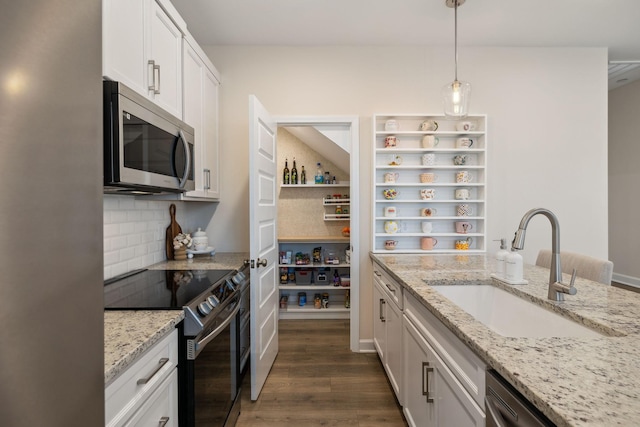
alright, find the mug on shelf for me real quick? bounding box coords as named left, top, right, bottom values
left=456, top=138, right=475, bottom=149
left=384, top=220, right=406, bottom=234
left=384, top=240, right=398, bottom=250
left=453, top=155, right=467, bottom=165
left=456, top=121, right=477, bottom=132
left=454, top=188, right=471, bottom=200
left=383, top=206, right=397, bottom=217
left=456, top=204, right=473, bottom=216
left=383, top=188, right=398, bottom=199
left=384, top=172, right=399, bottom=183
left=455, top=237, right=473, bottom=250
left=419, top=172, right=438, bottom=183
left=384, top=119, right=398, bottom=131
left=384, top=135, right=398, bottom=148
left=421, top=135, right=439, bottom=148
left=456, top=171, right=473, bottom=183
left=421, top=222, right=433, bottom=233
left=455, top=221, right=473, bottom=234
left=389, top=154, right=403, bottom=165
left=420, top=120, right=438, bottom=131
left=421, top=207, right=438, bottom=217
left=421, top=153, right=436, bottom=166
left=420, top=188, right=436, bottom=200
left=421, top=237, right=438, bottom=250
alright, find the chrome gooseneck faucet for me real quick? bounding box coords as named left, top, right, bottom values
left=511, top=208, right=577, bottom=301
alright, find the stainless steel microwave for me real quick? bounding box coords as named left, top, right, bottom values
left=103, top=81, right=195, bottom=194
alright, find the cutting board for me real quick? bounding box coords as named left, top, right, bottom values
left=165, top=204, right=182, bottom=260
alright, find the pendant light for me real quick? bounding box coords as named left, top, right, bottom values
left=442, top=0, right=471, bottom=118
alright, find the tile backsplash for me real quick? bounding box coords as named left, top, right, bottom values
left=103, top=195, right=188, bottom=280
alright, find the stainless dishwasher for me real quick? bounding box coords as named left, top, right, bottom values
left=485, top=370, right=556, bottom=427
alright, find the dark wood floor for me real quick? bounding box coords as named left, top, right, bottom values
left=236, top=319, right=408, bottom=427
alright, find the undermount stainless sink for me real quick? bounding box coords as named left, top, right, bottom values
left=432, top=285, right=604, bottom=338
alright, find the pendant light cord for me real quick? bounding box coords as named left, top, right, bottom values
left=454, top=0, right=458, bottom=82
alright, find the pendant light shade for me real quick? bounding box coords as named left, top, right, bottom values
left=443, top=0, right=471, bottom=118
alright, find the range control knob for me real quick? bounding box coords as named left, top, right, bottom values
left=232, top=272, right=246, bottom=285
left=207, top=295, right=219, bottom=307
left=197, top=301, right=213, bottom=316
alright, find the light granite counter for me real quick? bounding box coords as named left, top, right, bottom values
left=148, top=252, right=249, bottom=271
left=370, top=253, right=640, bottom=427
left=104, top=310, right=184, bottom=386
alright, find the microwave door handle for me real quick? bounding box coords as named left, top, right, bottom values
left=177, top=129, right=191, bottom=188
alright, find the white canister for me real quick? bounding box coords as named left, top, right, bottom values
left=192, top=227, right=209, bottom=250
left=384, top=119, right=398, bottom=131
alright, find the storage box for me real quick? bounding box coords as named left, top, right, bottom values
left=315, top=268, right=330, bottom=285
left=294, top=269, right=313, bottom=285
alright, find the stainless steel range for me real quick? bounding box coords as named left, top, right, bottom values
left=104, top=264, right=250, bottom=427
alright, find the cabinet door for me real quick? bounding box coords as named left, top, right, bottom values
left=202, top=68, right=220, bottom=199
left=182, top=40, right=220, bottom=200
left=403, top=317, right=484, bottom=427
left=385, top=295, right=403, bottom=404
left=102, top=0, right=147, bottom=94
left=148, top=0, right=182, bottom=118
left=373, top=280, right=386, bottom=360
left=403, top=316, right=436, bottom=427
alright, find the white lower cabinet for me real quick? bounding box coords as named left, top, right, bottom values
left=373, top=267, right=403, bottom=403
left=403, top=317, right=484, bottom=427
left=105, top=329, right=178, bottom=427
left=372, top=260, right=485, bottom=427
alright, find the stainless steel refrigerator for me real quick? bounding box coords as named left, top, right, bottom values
left=0, top=1, right=104, bottom=425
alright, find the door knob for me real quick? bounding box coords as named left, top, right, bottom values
left=256, top=258, right=268, bottom=267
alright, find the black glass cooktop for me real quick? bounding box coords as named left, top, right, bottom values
left=104, top=269, right=233, bottom=309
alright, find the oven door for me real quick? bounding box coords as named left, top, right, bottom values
left=182, top=298, right=241, bottom=427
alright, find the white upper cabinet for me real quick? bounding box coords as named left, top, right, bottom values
left=183, top=35, right=221, bottom=200
left=103, top=0, right=183, bottom=118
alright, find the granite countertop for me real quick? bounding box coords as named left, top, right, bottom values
left=370, top=253, right=640, bottom=427
left=104, top=252, right=249, bottom=386
left=148, top=252, right=249, bottom=271
left=104, top=310, right=184, bottom=386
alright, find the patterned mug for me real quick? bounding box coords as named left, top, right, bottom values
left=457, top=204, right=473, bottom=216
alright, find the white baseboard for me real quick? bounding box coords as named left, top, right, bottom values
left=358, top=338, right=376, bottom=353
left=612, top=272, right=640, bottom=289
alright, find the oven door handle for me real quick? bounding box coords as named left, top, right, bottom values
left=194, top=302, right=241, bottom=352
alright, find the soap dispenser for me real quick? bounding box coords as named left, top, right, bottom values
left=505, top=249, right=524, bottom=282
left=494, top=238, right=509, bottom=278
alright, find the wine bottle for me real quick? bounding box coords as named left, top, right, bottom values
left=291, top=157, right=298, bottom=184
left=300, top=166, right=306, bottom=184
left=283, top=158, right=290, bottom=185
left=315, top=162, right=323, bottom=184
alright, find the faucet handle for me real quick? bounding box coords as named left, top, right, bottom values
left=567, top=269, right=578, bottom=295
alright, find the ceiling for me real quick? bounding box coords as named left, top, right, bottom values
left=171, top=0, right=640, bottom=89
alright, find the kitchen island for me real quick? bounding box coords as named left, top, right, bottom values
left=371, top=253, right=640, bottom=426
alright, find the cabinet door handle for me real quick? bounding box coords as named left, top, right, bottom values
left=158, top=416, right=170, bottom=427
left=137, top=357, right=170, bottom=385
left=385, top=283, right=396, bottom=294
left=422, top=361, right=434, bottom=403
left=379, top=299, right=386, bottom=322
left=204, top=168, right=211, bottom=190
left=148, top=60, right=156, bottom=92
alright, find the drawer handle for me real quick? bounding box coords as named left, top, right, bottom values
left=137, top=357, right=170, bottom=385
left=379, top=299, right=386, bottom=322
left=158, top=416, right=170, bottom=427
left=385, top=283, right=396, bottom=294
left=422, top=361, right=434, bottom=403
left=374, top=270, right=382, bottom=277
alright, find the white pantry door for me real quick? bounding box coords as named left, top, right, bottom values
left=248, top=95, right=279, bottom=400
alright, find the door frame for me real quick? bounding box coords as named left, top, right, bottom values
left=274, top=115, right=360, bottom=352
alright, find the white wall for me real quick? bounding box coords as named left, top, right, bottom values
left=201, top=45, right=609, bottom=340
left=609, top=78, right=640, bottom=285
